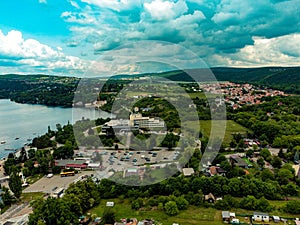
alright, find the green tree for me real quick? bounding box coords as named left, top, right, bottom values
left=8, top=166, right=22, bottom=198
left=164, top=201, right=179, bottom=216
left=246, top=149, right=254, bottom=158
left=1, top=186, right=14, bottom=205
left=131, top=198, right=143, bottom=210
left=256, top=197, right=272, bottom=212
left=260, top=148, right=271, bottom=160
left=175, top=196, right=189, bottom=210
left=260, top=169, right=275, bottom=181
left=28, top=197, right=76, bottom=225
left=3, top=153, right=16, bottom=175
left=277, top=168, right=294, bottom=185
left=282, top=183, right=298, bottom=196
left=101, top=208, right=115, bottom=225
left=271, top=156, right=282, bottom=168
left=240, top=195, right=257, bottom=210
left=257, top=157, right=265, bottom=168
left=283, top=200, right=300, bottom=214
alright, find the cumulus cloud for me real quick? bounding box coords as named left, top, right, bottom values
left=0, top=30, right=90, bottom=75
left=144, top=0, right=188, bottom=21
left=4, top=0, right=299, bottom=75
left=215, top=34, right=300, bottom=67
left=61, top=11, right=97, bottom=25
left=80, top=0, right=142, bottom=12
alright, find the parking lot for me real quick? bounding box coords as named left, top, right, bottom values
left=23, top=171, right=94, bottom=194
left=100, top=149, right=180, bottom=170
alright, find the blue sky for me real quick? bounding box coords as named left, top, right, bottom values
left=0, top=0, right=299, bottom=76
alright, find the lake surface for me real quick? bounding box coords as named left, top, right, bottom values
left=0, top=99, right=112, bottom=159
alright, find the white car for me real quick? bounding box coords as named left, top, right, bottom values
left=47, top=173, right=53, bottom=178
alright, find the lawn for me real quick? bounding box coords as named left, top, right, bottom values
left=21, top=192, right=44, bottom=203
left=184, top=120, right=249, bottom=145
left=26, top=174, right=44, bottom=185
left=89, top=199, right=300, bottom=225
left=188, top=92, right=219, bottom=99
left=242, top=157, right=253, bottom=166
left=89, top=199, right=225, bottom=225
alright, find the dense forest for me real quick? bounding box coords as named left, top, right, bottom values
left=0, top=75, right=79, bottom=107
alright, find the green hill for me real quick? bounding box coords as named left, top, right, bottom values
left=150, top=67, right=300, bottom=94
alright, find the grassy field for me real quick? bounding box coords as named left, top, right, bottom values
left=89, top=199, right=223, bottom=225
left=20, top=192, right=44, bottom=203
left=89, top=198, right=298, bottom=225
left=188, top=92, right=219, bottom=99
left=184, top=120, right=249, bottom=145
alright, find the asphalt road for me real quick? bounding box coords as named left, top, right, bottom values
left=23, top=171, right=94, bottom=194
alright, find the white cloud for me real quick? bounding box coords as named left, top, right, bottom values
left=144, top=0, right=188, bottom=21
left=38, top=0, right=47, bottom=4
left=0, top=30, right=90, bottom=75
left=70, top=0, right=80, bottom=9
left=81, top=0, right=141, bottom=12
left=59, top=0, right=300, bottom=69
left=61, top=11, right=97, bottom=25
left=216, top=34, right=300, bottom=67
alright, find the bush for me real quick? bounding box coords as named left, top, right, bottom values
left=164, top=201, right=179, bottom=216
left=175, top=196, right=189, bottom=210
left=283, top=200, right=300, bottom=214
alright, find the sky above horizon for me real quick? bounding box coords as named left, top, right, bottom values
left=0, top=0, right=299, bottom=76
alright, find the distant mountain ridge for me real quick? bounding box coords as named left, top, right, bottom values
left=1, top=66, right=300, bottom=93
left=149, top=66, right=300, bottom=94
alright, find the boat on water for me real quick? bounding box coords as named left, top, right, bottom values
left=5, top=148, right=14, bottom=151
left=1, top=141, right=6, bottom=144
left=27, top=138, right=32, bottom=141
left=15, top=137, right=20, bottom=140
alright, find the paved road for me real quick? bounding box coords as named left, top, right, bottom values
left=23, top=171, right=94, bottom=194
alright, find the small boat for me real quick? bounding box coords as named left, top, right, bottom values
left=1, top=141, right=6, bottom=144
left=5, top=148, right=14, bottom=151
left=27, top=138, right=32, bottom=141
left=15, top=137, right=20, bottom=140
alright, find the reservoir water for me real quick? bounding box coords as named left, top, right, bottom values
left=0, top=99, right=112, bottom=159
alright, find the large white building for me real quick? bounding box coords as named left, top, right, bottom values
left=129, top=113, right=165, bottom=129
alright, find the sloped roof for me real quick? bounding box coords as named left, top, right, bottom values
left=205, top=193, right=215, bottom=201
left=182, top=168, right=195, bottom=176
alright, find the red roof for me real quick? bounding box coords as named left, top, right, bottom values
left=66, top=164, right=87, bottom=168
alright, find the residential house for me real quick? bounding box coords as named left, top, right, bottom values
left=208, top=166, right=226, bottom=176
left=204, top=193, right=216, bottom=203
left=230, top=155, right=249, bottom=168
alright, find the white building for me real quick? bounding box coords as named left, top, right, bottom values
left=253, top=212, right=269, bottom=222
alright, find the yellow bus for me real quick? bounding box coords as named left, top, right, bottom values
left=60, top=171, right=75, bottom=177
